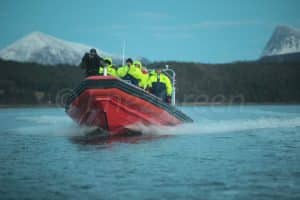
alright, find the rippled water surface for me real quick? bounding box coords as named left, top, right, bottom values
left=1, top=105, right=300, bottom=199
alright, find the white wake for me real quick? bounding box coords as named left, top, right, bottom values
left=128, top=117, right=300, bottom=136
left=7, top=115, right=300, bottom=137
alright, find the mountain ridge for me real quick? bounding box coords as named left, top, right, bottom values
left=262, top=25, right=300, bottom=57
left=0, top=31, right=149, bottom=66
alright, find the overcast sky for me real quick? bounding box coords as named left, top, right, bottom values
left=1, top=0, right=300, bottom=63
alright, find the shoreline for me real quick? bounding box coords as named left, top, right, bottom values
left=0, top=104, right=60, bottom=109
left=177, top=102, right=300, bottom=106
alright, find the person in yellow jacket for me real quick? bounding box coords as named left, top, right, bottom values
left=117, top=58, right=143, bottom=86
left=99, top=57, right=117, bottom=77
left=147, top=67, right=172, bottom=103
left=139, top=66, right=149, bottom=89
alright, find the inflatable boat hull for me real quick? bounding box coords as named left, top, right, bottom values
left=65, top=76, right=192, bottom=136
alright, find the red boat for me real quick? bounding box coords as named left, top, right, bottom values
left=65, top=76, right=193, bottom=136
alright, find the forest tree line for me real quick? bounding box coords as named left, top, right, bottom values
left=0, top=59, right=299, bottom=105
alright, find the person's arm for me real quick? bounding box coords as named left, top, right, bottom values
left=80, top=53, right=89, bottom=68
left=163, top=75, right=172, bottom=104
left=133, top=66, right=143, bottom=80
left=139, top=73, right=149, bottom=89
left=117, top=66, right=127, bottom=78
left=111, top=66, right=118, bottom=77
left=164, top=75, right=173, bottom=96
left=146, top=75, right=154, bottom=92
left=108, top=66, right=118, bottom=77
left=99, top=66, right=104, bottom=75
left=98, top=56, right=105, bottom=67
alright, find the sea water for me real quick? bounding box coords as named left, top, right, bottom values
left=0, top=105, right=300, bottom=199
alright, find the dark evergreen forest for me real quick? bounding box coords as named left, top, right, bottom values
left=0, top=59, right=299, bottom=105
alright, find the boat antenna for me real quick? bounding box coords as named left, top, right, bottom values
left=122, top=40, right=126, bottom=66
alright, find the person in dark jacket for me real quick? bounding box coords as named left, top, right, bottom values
left=80, top=48, right=104, bottom=77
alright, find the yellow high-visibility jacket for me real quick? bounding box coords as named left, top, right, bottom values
left=147, top=71, right=172, bottom=96
left=99, top=65, right=118, bottom=77
left=117, top=64, right=143, bottom=80
left=139, top=72, right=149, bottom=89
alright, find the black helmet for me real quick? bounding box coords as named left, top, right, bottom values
left=126, top=58, right=133, bottom=64
left=90, top=48, right=97, bottom=54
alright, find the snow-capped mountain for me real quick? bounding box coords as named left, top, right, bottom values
left=0, top=32, right=128, bottom=65
left=262, top=25, right=300, bottom=57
